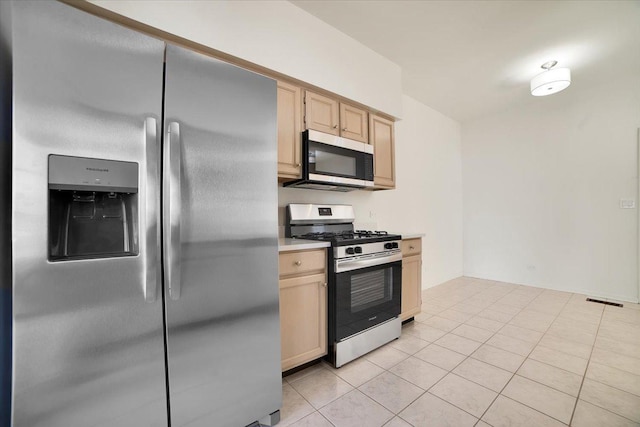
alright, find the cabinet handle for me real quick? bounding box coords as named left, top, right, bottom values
left=333, top=124, right=338, bottom=129
left=409, top=246, right=415, bottom=250
left=295, top=163, right=300, bottom=167
left=321, top=282, right=327, bottom=287
left=342, top=127, right=347, bottom=131
left=294, top=261, right=302, bottom=266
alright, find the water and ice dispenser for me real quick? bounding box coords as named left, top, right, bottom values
left=48, top=155, right=139, bottom=261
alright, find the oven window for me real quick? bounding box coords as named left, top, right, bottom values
left=350, top=269, right=393, bottom=313
left=333, top=260, right=401, bottom=342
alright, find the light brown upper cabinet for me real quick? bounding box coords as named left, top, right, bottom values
left=277, top=81, right=303, bottom=180
left=304, top=90, right=340, bottom=136
left=279, top=86, right=396, bottom=190
left=304, top=90, right=368, bottom=143
left=339, top=103, right=369, bottom=143
left=369, top=114, right=396, bottom=189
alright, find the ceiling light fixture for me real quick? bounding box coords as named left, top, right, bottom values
left=530, top=60, right=571, bottom=96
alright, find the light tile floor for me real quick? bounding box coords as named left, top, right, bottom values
left=278, top=277, right=640, bottom=427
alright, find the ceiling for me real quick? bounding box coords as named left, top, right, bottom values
left=289, top=0, right=640, bottom=123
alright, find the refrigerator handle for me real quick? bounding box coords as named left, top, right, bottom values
left=143, top=117, right=160, bottom=303
left=164, top=121, right=182, bottom=300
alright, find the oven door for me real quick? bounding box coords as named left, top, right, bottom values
left=334, top=259, right=401, bottom=341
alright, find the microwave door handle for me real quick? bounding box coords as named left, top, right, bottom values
left=143, top=117, right=160, bottom=303
left=164, top=121, right=182, bottom=300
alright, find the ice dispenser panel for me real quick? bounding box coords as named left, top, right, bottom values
left=48, top=155, right=139, bottom=261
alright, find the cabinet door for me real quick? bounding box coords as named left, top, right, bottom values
left=369, top=114, right=396, bottom=188
left=339, top=103, right=368, bottom=143
left=401, top=255, right=422, bottom=321
left=279, top=273, right=327, bottom=371
left=305, top=90, right=339, bottom=135
left=277, top=81, right=302, bottom=179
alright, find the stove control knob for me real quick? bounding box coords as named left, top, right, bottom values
left=346, top=247, right=355, bottom=255
left=384, top=243, right=393, bottom=250
left=354, top=246, right=363, bottom=254
left=392, top=242, right=399, bottom=249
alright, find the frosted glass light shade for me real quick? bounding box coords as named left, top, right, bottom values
left=530, top=67, right=571, bottom=96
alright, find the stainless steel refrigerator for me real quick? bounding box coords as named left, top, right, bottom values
left=0, top=1, right=282, bottom=426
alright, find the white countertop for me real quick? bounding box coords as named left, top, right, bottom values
left=278, top=238, right=331, bottom=252
left=279, top=234, right=423, bottom=251
left=399, top=233, right=425, bottom=240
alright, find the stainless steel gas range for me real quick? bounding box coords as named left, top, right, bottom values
left=286, top=204, right=402, bottom=367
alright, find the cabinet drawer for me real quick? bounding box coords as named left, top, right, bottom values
left=401, top=238, right=422, bottom=257
left=279, top=249, right=326, bottom=277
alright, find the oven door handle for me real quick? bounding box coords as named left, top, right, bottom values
left=335, top=252, right=403, bottom=273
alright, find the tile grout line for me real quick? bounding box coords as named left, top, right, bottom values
left=568, top=304, right=605, bottom=426
left=429, top=284, right=531, bottom=424
left=449, top=285, right=640, bottom=423
left=443, top=289, right=640, bottom=424
left=285, top=281, right=636, bottom=426
left=474, top=289, right=572, bottom=425
left=330, top=345, right=429, bottom=424
left=285, top=363, right=351, bottom=426
left=571, top=306, right=640, bottom=422
left=337, top=328, right=473, bottom=425
left=424, top=282, right=579, bottom=425
left=374, top=371, right=430, bottom=425
left=518, top=349, right=585, bottom=382
left=398, top=286, right=513, bottom=425
left=282, top=383, right=334, bottom=427
left=373, top=325, right=493, bottom=425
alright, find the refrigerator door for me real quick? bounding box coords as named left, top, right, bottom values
left=11, top=2, right=167, bottom=426
left=163, top=44, right=281, bottom=427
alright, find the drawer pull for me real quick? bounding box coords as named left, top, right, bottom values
left=409, top=246, right=415, bottom=250
left=294, top=261, right=302, bottom=266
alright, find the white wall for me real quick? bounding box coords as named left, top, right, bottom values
left=88, top=0, right=463, bottom=289
left=279, top=95, right=464, bottom=288
left=462, top=76, right=640, bottom=302
left=90, top=0, right=402, bottom=118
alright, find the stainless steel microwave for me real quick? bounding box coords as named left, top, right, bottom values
left=283, top=129, right=374, bottom=191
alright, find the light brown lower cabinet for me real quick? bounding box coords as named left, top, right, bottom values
left=401, top=238, right=422, bottom=321
left=278, top=248, right=327, bottom=371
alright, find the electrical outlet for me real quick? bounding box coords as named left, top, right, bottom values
left=620, top=199, right=636, bottom=209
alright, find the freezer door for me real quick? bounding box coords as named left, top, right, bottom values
left=11, top=2, right=167, bottom=426
left=163, top=44, right=281, bottom=427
